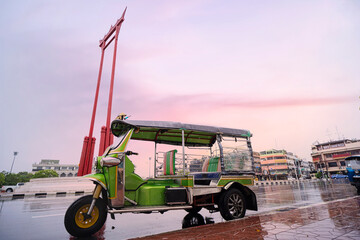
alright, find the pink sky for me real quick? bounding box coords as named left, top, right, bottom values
left=1, top=1, right=359, bottom=177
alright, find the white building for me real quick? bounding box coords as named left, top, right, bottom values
left=32, top=159, right=79, bottom=177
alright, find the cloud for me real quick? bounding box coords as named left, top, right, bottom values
left=139, top=94, right=355, bottom=110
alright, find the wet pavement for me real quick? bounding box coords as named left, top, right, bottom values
left=135, top=196, right=360, bottom=240
left=0, top=180, right=359, bottom=239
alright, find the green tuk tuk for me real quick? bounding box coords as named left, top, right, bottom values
left=64, top=115, right=257, bottom=237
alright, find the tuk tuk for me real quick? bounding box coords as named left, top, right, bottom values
left=345, top=155, right=360, bottom=193
left=64, top=115, right=257, bottom=237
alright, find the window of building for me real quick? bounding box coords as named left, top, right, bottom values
left=340, top=161, right=346, bottom=166
left=328, top=162, right=337, bottom=167
left=68, top=167, right=74, bottom=170
left=55, top=167, right=60, bottom=170
left=61, top=167, right=67, bottom=170
left=60, top=173, right=66, bottom=177
left=45, top=166, right=51, bottom=169
left=325, top=154, right=332, bottom=158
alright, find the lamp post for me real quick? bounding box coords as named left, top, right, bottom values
left=10, top=152, right=18, bottom=174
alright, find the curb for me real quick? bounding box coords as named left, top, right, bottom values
left=253, top=179, right=324, bottom=186
left=0, top=190, right=93, bottom=200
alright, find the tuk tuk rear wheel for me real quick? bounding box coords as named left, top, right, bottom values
left=64, top=195, right=107, bottom=237
left=219, top=188, right=246, bottom=220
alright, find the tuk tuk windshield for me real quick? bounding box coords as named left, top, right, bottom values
left=346, top=159, right=360, bottom=170
left=214, top=136, right=253, bottom=172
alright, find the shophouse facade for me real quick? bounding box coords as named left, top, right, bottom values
left=260, top=149, right=295, bottom=180
left=253, top=152, right=262, bottom=180
left=311, top=139, right=360, bottom=176
left=260, top=149, right=301, bottom=180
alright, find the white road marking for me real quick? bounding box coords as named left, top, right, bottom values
left=32, top=213, right=64, bottom=218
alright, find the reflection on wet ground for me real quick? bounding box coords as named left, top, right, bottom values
left=136, top=180, right=360, bottom=239
left=137, top=196, right=360, bottom=240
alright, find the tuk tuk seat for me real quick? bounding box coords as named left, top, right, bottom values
left=202, top=157, right=221, bottom=172
left=163, top=150, right=177, bottom=175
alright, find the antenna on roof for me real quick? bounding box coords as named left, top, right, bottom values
left=335, top=126, right=342, bottom=140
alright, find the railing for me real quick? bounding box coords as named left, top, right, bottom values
left=155, top=148, right=253, bottom=177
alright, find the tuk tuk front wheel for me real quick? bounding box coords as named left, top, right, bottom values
left=219, top=188, right=246, bottom=220
left=64, top=195, right=107, bottom=237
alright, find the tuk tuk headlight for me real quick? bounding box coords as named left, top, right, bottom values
left=355, top=170, right=359, bottom=174
left=100, top=154, right=125, bottom=167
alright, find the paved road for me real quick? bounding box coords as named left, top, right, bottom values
left=0, top=180, right=357, bottom=239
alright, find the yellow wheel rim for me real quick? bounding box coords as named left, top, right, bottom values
left=75, top=204, right=99, bottom=228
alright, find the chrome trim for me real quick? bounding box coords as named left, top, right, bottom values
left=108, top=205, right=193, bottom=214
left=224, top=181, right=234, bottom=190
left=125, top=196, right=137, bottom=205
left=88, top=179, right=107, bottom=190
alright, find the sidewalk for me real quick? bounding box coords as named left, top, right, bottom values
left=134, top=196, right=360, bottom=240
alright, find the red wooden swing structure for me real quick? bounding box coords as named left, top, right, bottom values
left=78, top=8, right=127, bottom=176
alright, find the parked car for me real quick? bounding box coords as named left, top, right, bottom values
left=330, top=174, right=348, bottom=179
left=0, top=182, right=24, bottom=193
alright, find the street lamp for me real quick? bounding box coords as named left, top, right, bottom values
left=10, top=152, right=18, bottom=174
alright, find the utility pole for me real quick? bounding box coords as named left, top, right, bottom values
left=10, top=152, right=18, bottom=174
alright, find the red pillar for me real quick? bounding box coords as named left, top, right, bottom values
left=77, top=8, right=127, bottom=176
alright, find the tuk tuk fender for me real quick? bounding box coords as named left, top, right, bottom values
left=223, top=181, right=258, bottom=211
left=83, top=173, right=107, bottom=190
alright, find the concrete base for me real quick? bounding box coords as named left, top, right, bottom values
left=14, top=177, right=94, bottom=194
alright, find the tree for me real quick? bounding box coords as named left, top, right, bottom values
left=0, top=172, right=5, bottom=186
left=33, top=170, right=59, bottom=178
left=4, top=173, right=18, bottom=185
left=315, top=171, right=323, bottom=179
left=17, top=171, right=33, bottom=182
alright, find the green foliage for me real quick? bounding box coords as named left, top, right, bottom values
left=4, top=173, right=18, bottom=185
left=17, top=171, right=33, bottom=182
left=0, top=170, right=58, bottom=185
left=32, top=170, right=58, bottom=178
left=0, top=172, right=5, bottom=186
left=315, top=171, right=323, bottom=179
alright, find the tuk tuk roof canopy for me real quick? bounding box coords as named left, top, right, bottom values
left=345, top=155, right=360, bottom=161
left=111, top=120, right=252, bottom=147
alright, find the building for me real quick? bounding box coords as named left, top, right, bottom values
left=253, top=152, right=262, bottom=179
left=32, top=159, right=79, bottom=177
left=311, top=139, right=360, bottom=176
left=260, top=149, right=301, bottom=180
left=299, top=160, right=311, bottom=178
